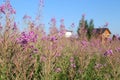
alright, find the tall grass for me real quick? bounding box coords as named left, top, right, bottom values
left=1, top=0, right=120, bottom=80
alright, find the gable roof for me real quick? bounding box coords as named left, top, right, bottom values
left=65, top=30, right=73, bottom=32
left=93, top=28, right=111, bottom=34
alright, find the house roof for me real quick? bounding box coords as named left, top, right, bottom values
left=65, top=30, right=73, bottom=32
left=93, top=28, right=111, bottom=34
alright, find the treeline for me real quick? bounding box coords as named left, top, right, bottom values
left=77, top=15, right=94, bottom=40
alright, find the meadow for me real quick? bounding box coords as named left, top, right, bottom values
left=0, top=1, right=120, bottom=80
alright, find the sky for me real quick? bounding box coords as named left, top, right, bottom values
left=0, top=0, right=120, bottom=35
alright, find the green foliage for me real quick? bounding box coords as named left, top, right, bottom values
left=77, top=15, right=86, bottom=37
left=77, top=15, right=94, bottom=40
left=83, top=56, right=103, bottom=80
left=32, top=55, right=43, bottom=80
left=87, top=19, right=94, bottom=39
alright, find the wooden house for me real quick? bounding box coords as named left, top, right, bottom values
left=93, top=28, right=111, bottom=43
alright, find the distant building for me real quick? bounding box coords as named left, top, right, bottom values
left=65, top=30, right=73, bottom=38
left=93, top=28, right=111, bottom=43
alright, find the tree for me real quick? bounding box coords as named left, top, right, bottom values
left=77, top=15, right=94, bottom=40
left=85, top=20, right=88, bottom=29
left=87, top=19, right=94, bottom=39
left=77, top=15, right=87, bottom=39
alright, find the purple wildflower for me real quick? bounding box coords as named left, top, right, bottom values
left=71, top=23, right=75, bottom=28
left=33, top=48, right=38, bottom=53
left=39, top=0, right=44, bottom=7
left=115, top=47, right=120, bottom=52
left=92, top=29, right=96, bottom=34
left=105, top=22, right=109, bottom=27
left=32, top=34, right=38, bottom=42
left=29, top=45, right=34, bottom=49
left=60, top=18, right=64, bottom=23
left=95, top=63, right=103, bottom=69
left=11, top=8, right=16, bottom=14
left=82, top=13, right=86, bottom=17
left=50, top=36, right=57, bottom=42
left=41, top=35, right=48, bottom=40
left=12, top=22, right=17, bottom=30
left=104, top=49, right=113, bottom=56
left=40, top=55, right=46, bottom=62
left=54, top=52, right=61, bottom=57
left=0, top=1, right=16, bottom=15
left=81, top=40, right=87, bottom=47
left=71, top=63, right=76, bottom=68
left=0, top=23, right=2, bottom=30
left=51, top=18, right=56, bottom=24
left=17, top=31, right=38, bottom=46
left=117, top=48, right=120, bottom=51
left=70, top=57, right=74, bottom=63
left=0, top=4, right=5, bottom=14
left=55, top=68, right=61, bottom=73
left=23, top=14, right=31, bottom=19
left=69, top=57, right=76, bottom=68
left=21, top=39, right=28, bottom=44
left=6, top=1, right=16, bottom=14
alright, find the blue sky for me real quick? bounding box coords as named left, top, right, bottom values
left=0, top=0, right=120, bottom=34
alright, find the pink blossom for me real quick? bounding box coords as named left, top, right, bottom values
left=70, top=57, right=74, bottom=63
left=71, top=63, right=76, bottom=68
left=82, top=13, right=86, bottom=17
left=11, top=8, right=16, bottom=14
left=12, top=22, right=17, bottom=30
left=55, top=68, right=61, bottom=73
left=41, top=35, right=48, bottom=40
left=81, top=40, right=88, bottom=47
left=17, top=31, right=38, bottom=46
left=115, top=47, right=120, bottom=52
left=95, top=63, right=103, bottom=69
left=0, top=4, right=5, bottom=14
left=33, top=48, right=38, bottom=53
left=51, top=18, right=56, bottom=25
left=0, top=2, right=16, bottom=14
left=104, top=49, right=113, bottom=56
left=105, top=22, right=109, bottom=27
left=50, top=36, right=57, bottom=42
left=60, top=18, right=64, bottom=23
left=54, top=52, right=61, bottom=57
left=40, top=55, right=46, bottom=62
left=39, top=0, right=44, bottom=7
left=71, top=23, right=75, bottom=28
left=0, top=23, right=2, bottom=30
left=23, top=14, right=31, bottom=19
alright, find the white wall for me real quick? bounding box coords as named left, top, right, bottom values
left=65, top=32, right=72, bottom=37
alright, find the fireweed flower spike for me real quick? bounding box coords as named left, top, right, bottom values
left=40, top=55, right=46, bottom=62
left=104, top=49, right=113, bottom=56
left=71, top=23, right=75, bottom=28
left=12, top=22, right=17, bottom=30
left=0, top=1, right=16, bottom=15
left=71, top=63, right=76, bottom=68
left=50, top=36, right=57, bottom=42
left=70, top=57, right=76, bottom=68
left=115, top=47, right=120, bottom=52
left=54, top=52, right=61, bottom=57
left=94, top=63, right=103, bottom=70
left=51, top=18, right=56, bottom=24
left=82, top=13, right=86, bottom=17
left=55, top=68, right=61, bottom=73
left=17, top=31, right=38, bottom=46
left=70, top=57, right=74, bottom=63
left=0, top=23, right=2, bottom=30
left=23, top=14, right=31, bottom=19
left=0, top=4, right=5, bottom=14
